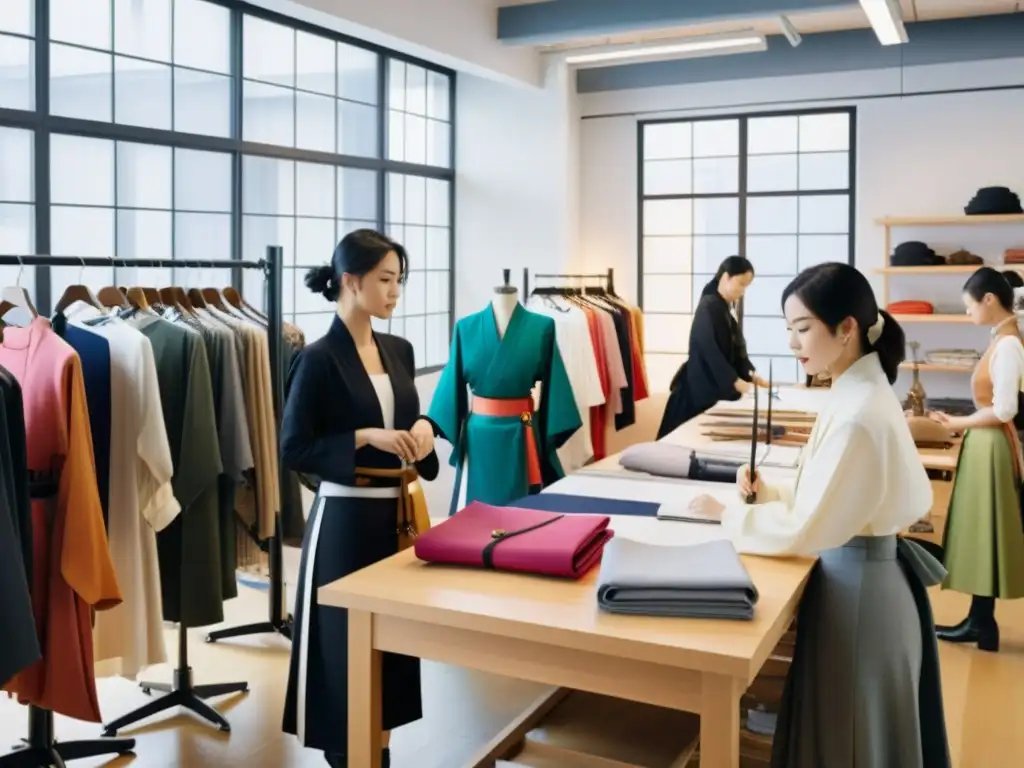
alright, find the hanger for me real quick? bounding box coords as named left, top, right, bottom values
left=54, top=258, right=104, bottom=315
left=125, top=287, right=151, bottom=310
left=0, top=257, right=39, bottom=322
left=223, top=286, right=267, bottom=323
left=98, top=286, right=130, bottom=309
left=159, top=286, right=196, bottom=315
left=200, top=288, right=229, bottom=311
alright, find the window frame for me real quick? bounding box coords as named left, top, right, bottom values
left=0, top=0, right=457, bottom=375
left=636, top=106, right=857, bottom=384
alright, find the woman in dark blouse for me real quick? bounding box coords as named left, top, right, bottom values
left=279, top=229, right=439, bottom=768
left=657, top=255, right=767, bottom=439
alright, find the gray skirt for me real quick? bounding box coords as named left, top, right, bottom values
left=771, top=536, right=951, bottom=768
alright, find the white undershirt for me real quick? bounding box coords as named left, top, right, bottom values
left=369, top=373, right=395, bottom=430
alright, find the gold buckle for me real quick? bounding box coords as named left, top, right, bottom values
left=491, top=529, right=507, bottom=539
left=520, top=411, right=532, bottom=426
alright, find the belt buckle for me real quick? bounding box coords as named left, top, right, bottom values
left=491, top=529, right=507, bottom=539
left=520, top=411, right=532, bottom=426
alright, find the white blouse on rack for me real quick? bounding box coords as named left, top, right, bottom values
left=985, top=333, right=1024, bottom=423
left=719, top=352, right=932, bottom=557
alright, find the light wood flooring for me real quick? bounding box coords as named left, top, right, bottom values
left=1, top=577, right=1021, bottom=767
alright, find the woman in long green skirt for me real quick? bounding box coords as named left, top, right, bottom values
left=931, top=267, right=1024, bottom=652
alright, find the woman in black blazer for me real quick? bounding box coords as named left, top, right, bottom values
left=657, top=256, right=767, bottom=438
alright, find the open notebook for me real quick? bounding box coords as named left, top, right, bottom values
left=655, top=485, right=737, bottom=525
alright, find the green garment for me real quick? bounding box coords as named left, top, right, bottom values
left=428, top=303, right=582, bottom=516
left=942, top=426, right=1024, bottom=598
left=138, top=318, right=226, bottom=628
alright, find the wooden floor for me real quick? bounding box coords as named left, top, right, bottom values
left=1, top=578, right=1021, bottom=767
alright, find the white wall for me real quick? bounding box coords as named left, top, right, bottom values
left=258, top=0, right=542, bottom=86
left=579, top=58, right=1024, bottom=399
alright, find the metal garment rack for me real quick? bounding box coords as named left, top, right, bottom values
left=523, top=268, right=616, bottom=298
left=0, top=248, right=285, bottom=759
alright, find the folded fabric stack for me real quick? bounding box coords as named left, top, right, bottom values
left=619, top=441, right=694, bottom=479
left=886, top=300, right=934, bottom=315
left=596, top=537, right=759, bottom=620
left=925, top=348, right=981, bottom=368
left=413, top=501, right=614, bottom=579
left=1005, top=249, right=1024, bottom=265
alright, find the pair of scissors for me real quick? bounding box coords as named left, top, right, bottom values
left=744, top=361, right=773, bottom=503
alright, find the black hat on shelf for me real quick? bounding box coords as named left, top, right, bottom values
left=891, top=241, right=945, bottom=267
left=965, top=186, right=1023, bottom=215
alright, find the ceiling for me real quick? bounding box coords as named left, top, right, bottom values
left=496, top=0, right=1022, bottom=52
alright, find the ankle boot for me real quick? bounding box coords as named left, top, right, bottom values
left=936, top=595, right=999, bottom=651
left=323, top=751, right=346, bottom=768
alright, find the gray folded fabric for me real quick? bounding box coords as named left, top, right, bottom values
left=596, top=537, right=759, bottom=620
left=619, top=441, right=694, bottom=478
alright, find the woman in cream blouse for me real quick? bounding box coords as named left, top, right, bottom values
left=931, top=267, right=1024, bottom=652
left=689, top=262, right=950, bottom=767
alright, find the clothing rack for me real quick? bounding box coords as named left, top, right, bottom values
left=205, top=245, right=294, bottom=646
left=0, top=248, right=284, bottom=754
left=524, top=268, right=616, bottom=298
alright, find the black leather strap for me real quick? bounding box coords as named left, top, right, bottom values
left=481, top=514, right=565, bottom=569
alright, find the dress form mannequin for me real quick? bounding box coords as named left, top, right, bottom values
left=492, top=269, right=519, bottom=338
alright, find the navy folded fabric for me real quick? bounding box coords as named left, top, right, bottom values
left=506, top=492, right=659, bottom=518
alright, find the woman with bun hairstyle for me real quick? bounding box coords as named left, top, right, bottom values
left=279, top=229, right=439, bottom=768
left=686, top=262, right=951, bottom=766
left=657, top=255, right=769, bottom=438
left=932, top=266, right=1024, bottom=652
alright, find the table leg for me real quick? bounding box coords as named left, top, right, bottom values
left=700, top=672, right=742, bottom=768
left=348, top=609, right=382, bottom=768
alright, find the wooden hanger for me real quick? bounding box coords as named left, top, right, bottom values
left=125, top=287, right=150, bottom=310
left=54, top=284, right=104, bottom=315
left=97, top=286, right=131, bottom=309
left=223, top=286, right=267, bottom=322
left=200, top=288, right=229, bottom=311
left=159, top=286, right=196, bottom=314
left=187, top=288, right=209, bottom=309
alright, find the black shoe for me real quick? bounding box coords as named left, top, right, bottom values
left=382, top=747, right=391, bottom=768
left=936, top=595, right=999, bottom=652
left=324, top=751, right=346, bottom=768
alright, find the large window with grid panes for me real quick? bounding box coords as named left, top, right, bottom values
left=638, top=108, right=855, bottom=390
left=0, top=0, right=455, bottom=372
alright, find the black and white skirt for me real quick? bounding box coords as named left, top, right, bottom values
left=282, top=482, right=423, bottom=754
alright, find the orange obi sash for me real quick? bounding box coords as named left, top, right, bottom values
left=354, top=466, right=430, bottom=551
left=471, top=395, right=542, bottom=487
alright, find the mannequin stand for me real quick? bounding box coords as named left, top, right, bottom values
left=102, top=619, right=248, bottom=736
left=0, top=706, right=134, bottom=768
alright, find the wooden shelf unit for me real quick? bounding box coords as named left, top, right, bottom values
left=898, top=362, right=973, bottom=374
left=873, top=213, right=1024, bottom=377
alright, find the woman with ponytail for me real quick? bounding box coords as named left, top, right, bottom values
left=931, top=266, right=1024, bottom=653
left=279, top=229, right=439, bottom=768
left=656, top=255, right=768, bottom=438
left=685, top=261, right=951, bottom=766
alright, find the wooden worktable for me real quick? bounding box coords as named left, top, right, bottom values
left=320, top=515, right=815, bottom=768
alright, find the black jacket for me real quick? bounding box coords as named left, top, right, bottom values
left=657, top=290, right=754, bottom=439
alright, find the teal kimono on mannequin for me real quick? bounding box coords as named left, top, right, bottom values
left=428, top=303, right=582, bottom=516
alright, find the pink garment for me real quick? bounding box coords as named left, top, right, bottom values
left=0, top=317, right=121, bottom=723
left=595, top=310, right=627, bottom=415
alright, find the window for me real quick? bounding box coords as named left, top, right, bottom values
left=638, top=109, right=854, bottom=388
left=0, top=0, right=456, bottom=374
left=385, top=172, right=452, bottom=369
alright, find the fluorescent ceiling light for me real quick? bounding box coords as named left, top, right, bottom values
left=562, top=34, right=767, bottom=66
left=859, top=0, right=908, bottom=45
